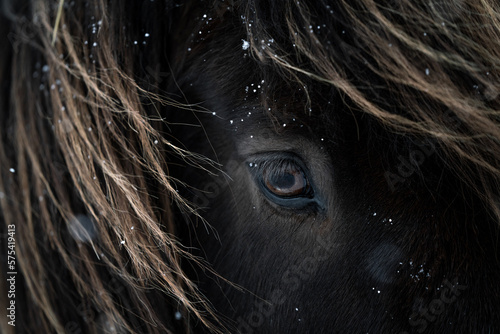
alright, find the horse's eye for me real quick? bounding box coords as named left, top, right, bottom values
left=248, top=155, right=318, bottom=210
left=263, top=165, right=309, bottom=197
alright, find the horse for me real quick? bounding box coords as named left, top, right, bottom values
left=1, top=0, right=500, bottom=333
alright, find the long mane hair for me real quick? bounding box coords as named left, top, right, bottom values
left=1, top=0, right=500, bottom=333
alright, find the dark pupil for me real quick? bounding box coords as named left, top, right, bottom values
left=270, top=172, right=296, bottom=189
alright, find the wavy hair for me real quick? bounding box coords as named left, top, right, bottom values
left=1, top=0, right=500, bottom=333
left=1, top=0, right=220, bottom=333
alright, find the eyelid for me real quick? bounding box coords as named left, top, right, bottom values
left=246, top=154, right=308, bottom=185
left=246, top=152, right=310, bottom=173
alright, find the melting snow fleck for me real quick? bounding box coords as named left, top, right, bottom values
left=68, top=214, right=96, bottom=243
left=242, top=39, right=250, bottom=50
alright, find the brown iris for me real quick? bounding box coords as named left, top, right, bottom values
left=263, top=165, right=308, bottom=197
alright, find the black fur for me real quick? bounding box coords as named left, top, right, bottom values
left=167, top=2, right=500, bottom=333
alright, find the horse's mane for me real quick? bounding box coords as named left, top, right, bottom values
left=1, top=0, right=499, bottom=333
left=0, top=1, right=219, bottom=333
